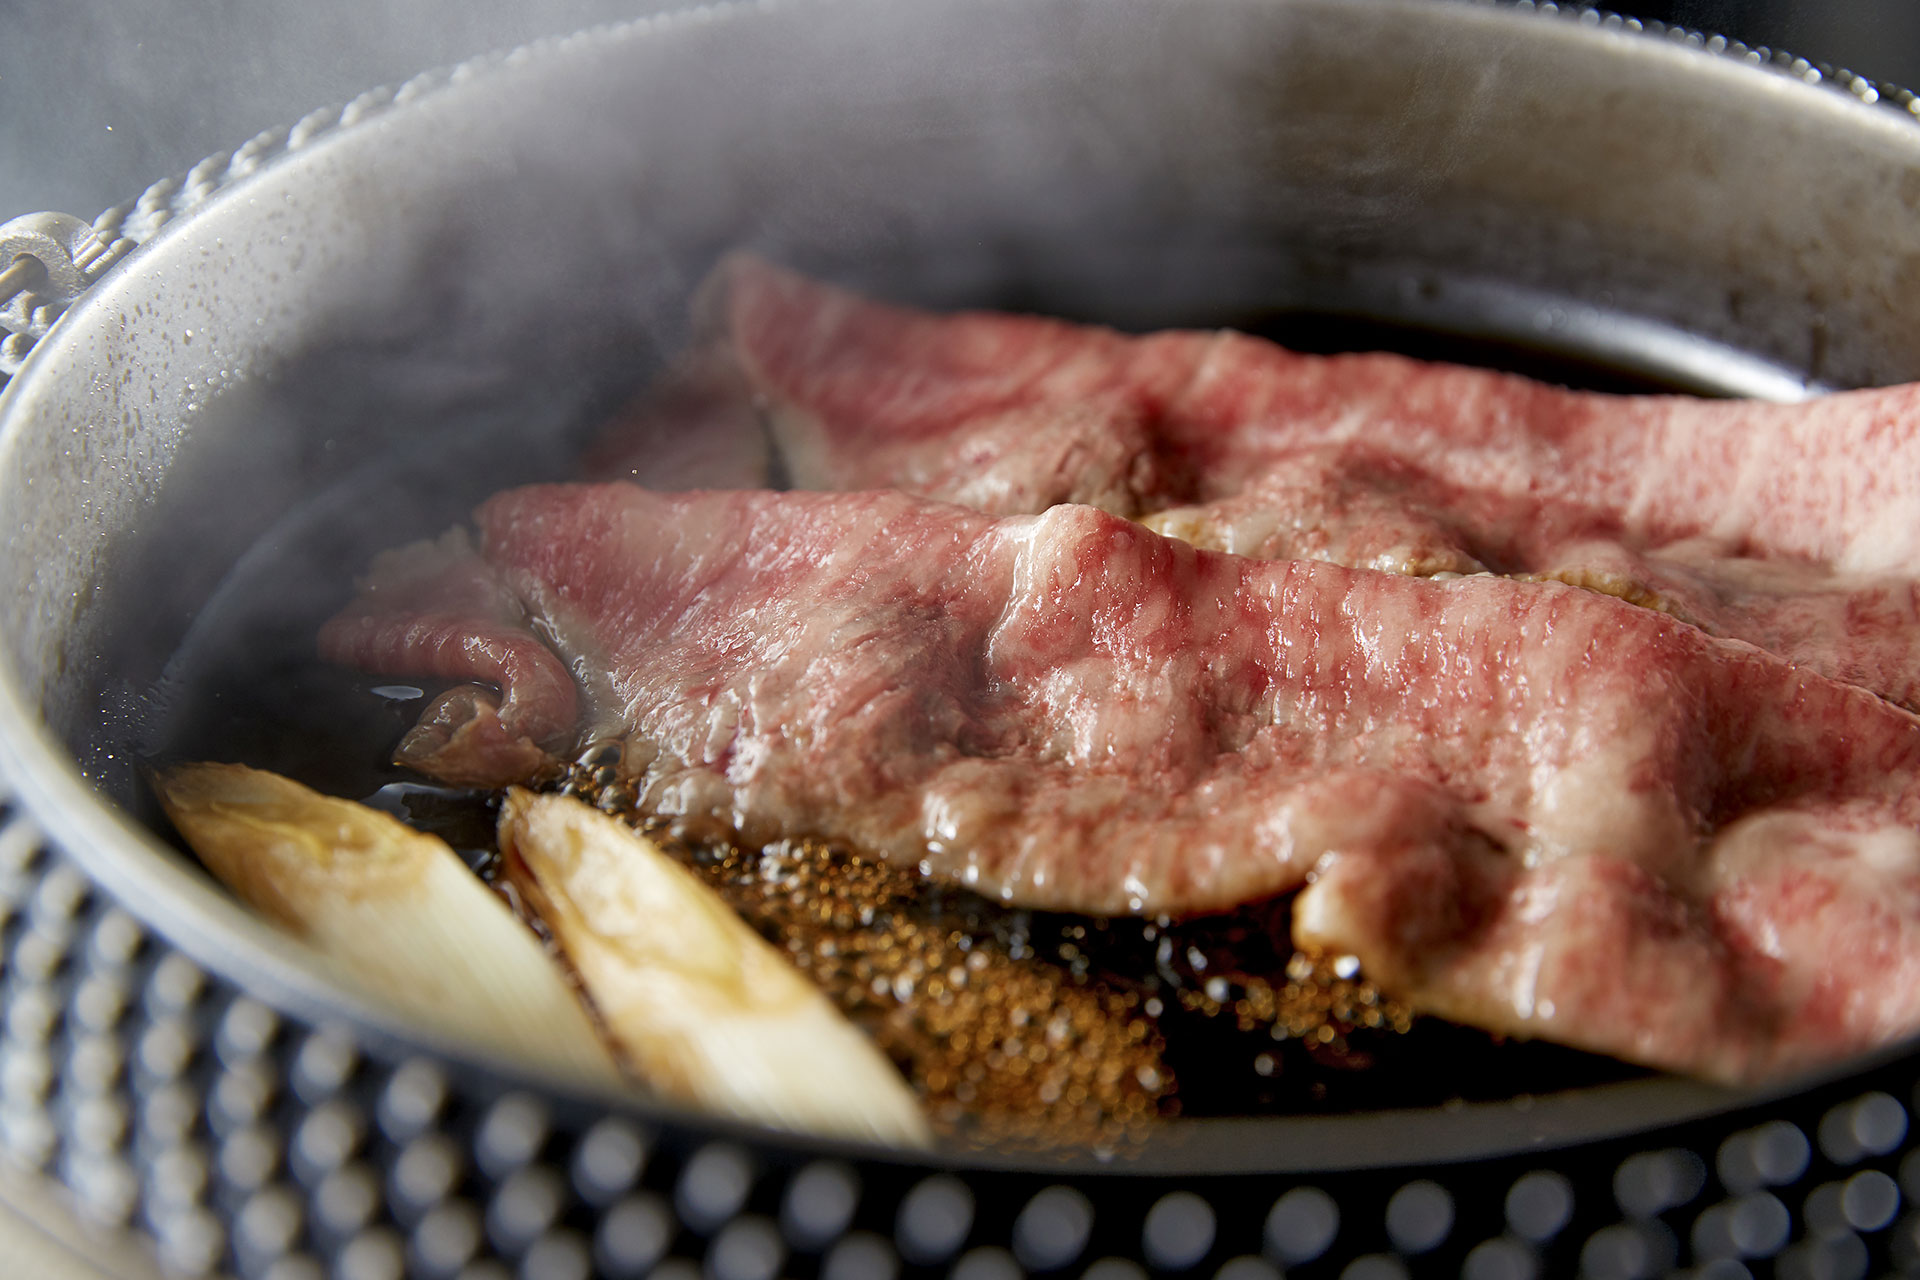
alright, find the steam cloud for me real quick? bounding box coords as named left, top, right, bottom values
left=0, top=0, right=678, bottom=220
left=6, top=2, right=1918, bottom=223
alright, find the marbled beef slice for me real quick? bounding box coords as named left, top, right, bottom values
left=321, top=484, right=1920, bottom=1082
left=675, top=255, right=1920, bottom=709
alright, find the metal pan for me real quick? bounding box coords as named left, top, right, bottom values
left=3, top=1, right=1920, bottom=1274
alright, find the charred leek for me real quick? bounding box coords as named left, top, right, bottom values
left=153, top=763, right=626, bottom=1089
left=498, top=789, right=932, bottom=1147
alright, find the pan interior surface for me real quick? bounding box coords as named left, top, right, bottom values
left=3, top=0, right=1920, bottom=1171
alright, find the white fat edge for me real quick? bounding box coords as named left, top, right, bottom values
left=356, top=525, right=475, bottom=593
left=357, top=526, right=541, bottom=634
left=1324, top=404, right=1380, bottom=450
left=1288, top=869, right=1359, bottom=959
left=915, top=766, right=1029, bottom=889
left=1848, top=824, right=1920, bottom=875
left=1292, top=866, right=1552, bottom=1044
left=1518, top=744, right=1692, bottom=879
left=643, top=770, right=735, bottom=821
left=763, top=402, right=839, bottom=490
left=1250, top=800, right=1316, bottom=890
left=504, top=567, right=627, bottom=746
left=1490, top=600, right=1697, bottom=880
left=1708, top=810, right=1920, bottom=948
left=1837, top=500, right=1920, bottom=576
left=1506, top=941, right=1545, bottom=1024
left=1497, top=871, right=1568, bottom=1027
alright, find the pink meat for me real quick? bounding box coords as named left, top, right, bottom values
left=318, top=531, right=578, bottom=787
left=321, top=484, right=1920, bottom=1081
left=685, top=255, right=1920, bottom=708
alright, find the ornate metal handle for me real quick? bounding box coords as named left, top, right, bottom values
left=0, top=212, right=137, bottom=384
left=0, top=74, right=452, bottom=391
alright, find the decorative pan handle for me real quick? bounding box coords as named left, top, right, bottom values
left=0, top=212, right=137, bottom=384
left=0, top=65, right=475, bottom=393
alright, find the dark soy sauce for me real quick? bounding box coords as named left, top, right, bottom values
left=150, top=308, right=1759, bottom=1132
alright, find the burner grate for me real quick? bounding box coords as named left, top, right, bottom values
left=3, top=783, right=1919, bottom=1280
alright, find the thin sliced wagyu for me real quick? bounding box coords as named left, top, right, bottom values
left=498, top=788, right=932, bottom=1147
left=153, top=762, right=624, bottom=1089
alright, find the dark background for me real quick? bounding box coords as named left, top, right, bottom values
left=3, top=0, right=1919, bottom=223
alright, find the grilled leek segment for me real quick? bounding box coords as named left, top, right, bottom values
left=498, top=789, right=933, bottom=1148
left=152, top=763, right=625, bottom=1089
